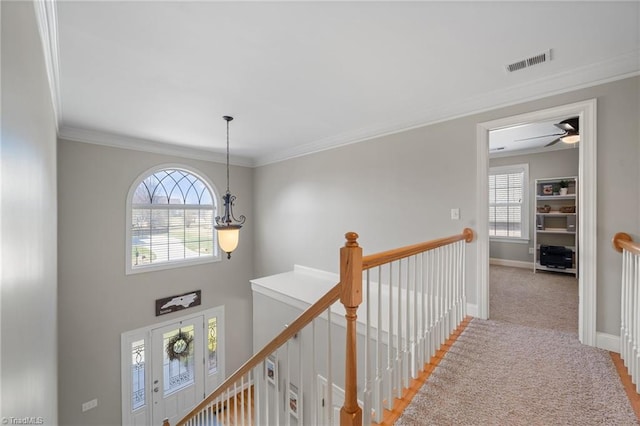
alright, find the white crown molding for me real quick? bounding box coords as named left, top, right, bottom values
left=254, top=49, right=639, bottom=167
left=58, top=126, right=254, bottom=167
left=35, top=0, right=637, bottom=170
left=33, top=0, right=62, bottom=131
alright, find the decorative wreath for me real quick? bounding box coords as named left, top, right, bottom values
left=166, top=331, right=194, bottom=361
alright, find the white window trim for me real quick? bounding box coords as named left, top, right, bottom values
left=489, top=163, right=529, bottom=242
left=125, top=163, right=222, bottom=275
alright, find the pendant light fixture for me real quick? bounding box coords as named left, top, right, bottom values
left=215, top=115, right=245, bottom=259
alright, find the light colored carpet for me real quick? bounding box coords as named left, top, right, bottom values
left=490, top=265, right=578, bottom=334
left=397, top=266, right=637, bottom=425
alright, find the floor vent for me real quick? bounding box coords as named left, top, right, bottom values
left=506, top=49, right=551, bottom=73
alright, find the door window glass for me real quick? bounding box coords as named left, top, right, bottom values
left=131, top=339, right=146, bottom=411
left=162, top=325, right=195, bottom=396
left=208, top=317, right=218, bottom=374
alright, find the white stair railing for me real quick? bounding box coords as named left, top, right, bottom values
left=360, top=230, right=471, bottom=424
left=169, top=281, right=345, bottom=426
left=170, top=228, right=474, bottom=426
left=613, top=232, right=640, bottom=392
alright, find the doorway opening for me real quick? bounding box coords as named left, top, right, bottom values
left=476, top=99, right=597, bottom=346
left=488, top=120, right=579, bottom=333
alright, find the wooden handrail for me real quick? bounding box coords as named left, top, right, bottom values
left=362, top=228, right=474, bottom=270
left=612, top=232, right=640, bottom=256
left=175, top=228, right=475, bottom=426
left=175, top=281, right=343, bottom=426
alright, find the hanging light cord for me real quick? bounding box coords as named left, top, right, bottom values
left=225, top=117, right=230, bottom=194
left=216, top=116, right=245, bottom=227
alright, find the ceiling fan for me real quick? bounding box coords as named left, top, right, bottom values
left=516, top=117, right=580, bottom=147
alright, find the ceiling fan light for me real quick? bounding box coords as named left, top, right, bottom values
left=561, top=134, right=580, bottom=144
left=555, top=117, right=579, bottom=132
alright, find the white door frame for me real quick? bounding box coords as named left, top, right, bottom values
left=121, top=306, right=225, bottom=425
left=476, top=99, right=597, bottom=347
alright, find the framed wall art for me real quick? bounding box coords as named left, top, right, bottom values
left=265, top=356, right=277, bottom=386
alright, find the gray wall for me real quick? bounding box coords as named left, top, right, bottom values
left=57, top=140, right=254, bottom=425
left=254, top=76, right=639, bottom=336
left=1, top=2, right=59, bottom=424
left=489, top=148, right=579, bottom=262
left=254, top=121, right=478, bottom=298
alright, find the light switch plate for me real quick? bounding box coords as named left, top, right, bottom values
left=450, top=208, right=460, bottom=220
left=82, top=399, right=98, bottom=412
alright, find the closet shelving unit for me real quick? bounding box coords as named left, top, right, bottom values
left=533, top=176, right=578, bottom=275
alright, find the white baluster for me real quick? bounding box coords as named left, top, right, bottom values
left=443, top=245, right=447, bottom=342
left=457, top=240, right=463, bottom=324
left=437, top=247, right=441, bottom=346
left=363, top=269, right=372, bottom=426
left=248, top=371, right=253, bottom=426
left=233, top=382, right=238, bottom=425
left=420, top=252, right=426, bottom=369
left=327, top=306, right=333, bottom=426
left=286, top=341, right=291, bottom=426
left=225, top=387, right=230, bottom=426
left=264, top=358, right=270, bottom=425
left=274, top=352, right=280, bottom=426
left=450, top=243, right=456, bottom=333
left=413, top=254, right=419, bottom=377
left=621, top=251, right=628, bottom=367
left=454, top=241, right=460, bottom=328
left=404, top=257, right=411, bottom=385
left=298, top=325, right=304, bottom=426
left=633, top=252, right=637, bottom=384
left=455, top=241, right=461, bottom=326
left=631, top=255, right=640, bottom=392
left=427, top=250, right=435, bottom=362
left=311, top=318, right=317, bottom=425
left=462, top=239, right=467, bottom=319
left=241, top=376, right=245, bottom=426
left=386, top=263, right=393, bottom=409
left=451, top=242, right=457, bottom=330
left=631, top=252, right=635, bottom=387
left=396, top=259, right=403, bottom=398
left=375, top=265, right=383, bottom=423
left=445, top=244, right=451, bottom=335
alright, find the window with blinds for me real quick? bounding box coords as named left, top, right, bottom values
left=489, top=164, right=529, bottom=239
left=126, top=167, right=219, bottom=274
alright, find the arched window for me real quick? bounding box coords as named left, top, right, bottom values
left=126, top=166, right=219, bottom=274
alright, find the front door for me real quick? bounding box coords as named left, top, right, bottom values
left=152, top=318, right=204, bottom=425
left=122, top=306, right=225, bottom=425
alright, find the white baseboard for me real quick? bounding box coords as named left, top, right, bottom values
left=489, top=258, right=533, bottom=269
left=466, top=303, right=478, bottom=317
left=596, top=332, right=620, bottom=353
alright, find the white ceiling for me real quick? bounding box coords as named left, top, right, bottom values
left=52, top=1, right=640, bottom=166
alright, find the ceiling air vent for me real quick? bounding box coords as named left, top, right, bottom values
left=505, top=49, right=552, bottom=73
